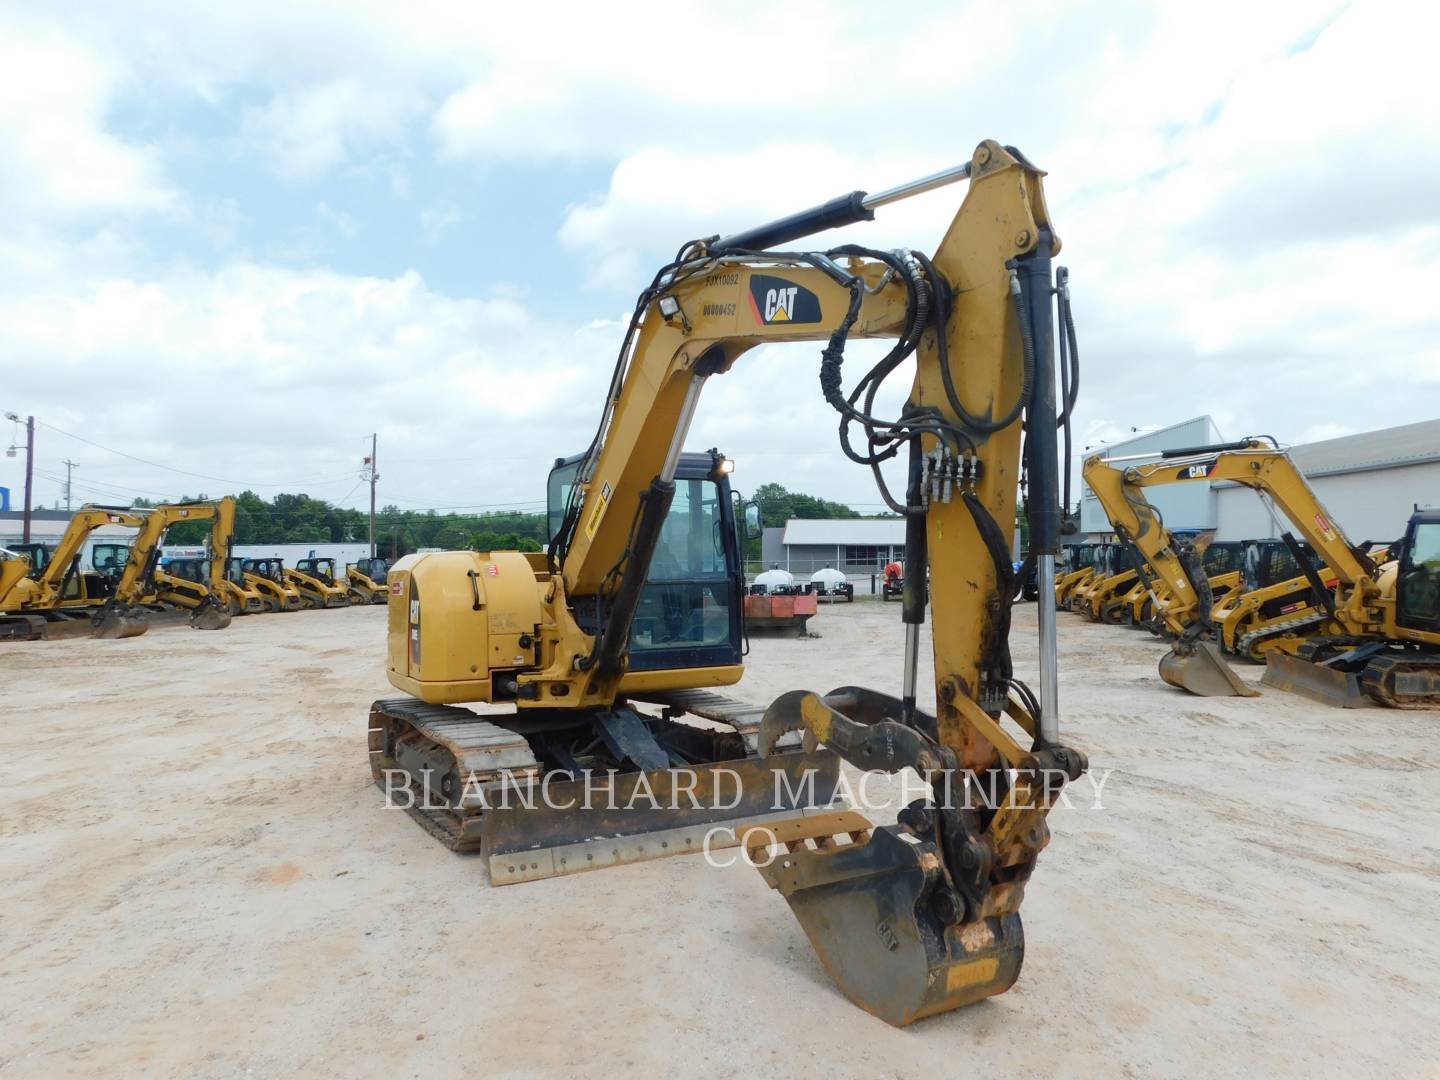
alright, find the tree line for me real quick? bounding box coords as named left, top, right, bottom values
left=142, top=492, right=548, bottom=554
left=144, top=482, right=875, bottom=555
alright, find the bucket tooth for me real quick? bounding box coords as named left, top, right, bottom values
left=1159, top=640, right=1258, bottom=697
left=746, top=812, right=1023, bottom=1026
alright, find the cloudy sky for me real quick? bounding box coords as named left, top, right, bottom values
left=1, top=0, right=1435, bottom=517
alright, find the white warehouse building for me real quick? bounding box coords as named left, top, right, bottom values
left=1078, top=416, right=1225, bottom=542
left=1214, top=419, right=1440, bottom=544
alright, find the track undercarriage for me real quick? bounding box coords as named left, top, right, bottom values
left=369, top=690, right=840, bottom=884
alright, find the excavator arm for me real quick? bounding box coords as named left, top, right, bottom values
left=1082, top=455, right=1222, bottom=634
left=0, top=507, right=146, bottom=611
left=98, top=499, right=236, bottom=637
left=1105, top=443, right=1380, bottom=622
left=558, top=141, right=1081, bottom=1023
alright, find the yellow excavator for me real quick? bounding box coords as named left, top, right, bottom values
left=95, top=499, right=236, bottom=637
left=241, top=557, right=304, bottom=611
left=286, top=557, right=351, bottom=608
left=1082, top=456, right=1257, bottom=697
left=371, top=142, right=1088, bottom=1025
left=1084, top=441, right=1440, bottom=706
left=0, top=508, right=146, bottom=640
left=345, top=557, right=389, bottom=605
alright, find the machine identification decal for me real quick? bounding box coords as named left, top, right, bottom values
left=1178, top=462, right=1217, bottom=479
left=584, top=480, right=612, bottom=541
left=748, top=275, right=821, bottom=326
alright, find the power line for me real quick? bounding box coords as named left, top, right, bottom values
left=30, top=418, right=358, bottom=488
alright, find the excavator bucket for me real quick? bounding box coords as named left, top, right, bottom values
left=189, top=601, right=233, bottom=631
left=92, top=608, right=150, bottom=639
left=1261, top=652, right=1367, bottom=708
left=1158, top=640, right=1258, bottom=697
left=744, top=813, right=1024, bottom=1026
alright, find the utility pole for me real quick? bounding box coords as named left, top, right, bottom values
left=363, top=434, right=379, bottom=558
left=62, top=458, right=79, bottom=511
left=5, top=413, right=34, bottom=543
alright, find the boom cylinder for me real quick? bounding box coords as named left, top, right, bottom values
left=901, top=438, right=928, bottom=723
left=1019, top=234, right=1061, bottom=742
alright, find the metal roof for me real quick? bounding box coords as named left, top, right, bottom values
left=1285, top=419, right=1440, bottom=478
left=781, top=518, right=906, bottom=545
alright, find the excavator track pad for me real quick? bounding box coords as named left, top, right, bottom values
left=369, top=696, right=840, bottom=884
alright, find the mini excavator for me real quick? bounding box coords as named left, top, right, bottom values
left=96, top=499, right=237, bottom=637
left=372, top=142, right=1087, bottom=1025
left=0, top=508, right=144, bottom=639
left=1083, top=440, right=1440, bottom=706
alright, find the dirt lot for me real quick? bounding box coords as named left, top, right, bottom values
left=2, top=601, right=1437, bottom=1078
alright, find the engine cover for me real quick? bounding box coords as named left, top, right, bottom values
left=387, top=550, right=544, bottom=704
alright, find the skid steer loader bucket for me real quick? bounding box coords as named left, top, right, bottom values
left=1261, top=651, right=1367, bottom=708
left=92, top=607, right=150, bottom=639
left=744, top=812, right=1024, bottom=1026
left=1159, top=639, right=1258, bottom=697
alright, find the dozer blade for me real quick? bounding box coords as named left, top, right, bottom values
left=1159, top=640, right=1258, bottom=697
left=745, top=812, right=1024, bottom=1027
left=92, top=609, right=150, bottom=639
left=483, top=752, right=839, bottom=884
left=1261, top=651, right=1367, bottom=708
left=370, top=697, right=841, bottom=885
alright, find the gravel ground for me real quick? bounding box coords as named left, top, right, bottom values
left=1, top=601, right=1437, bottom=1078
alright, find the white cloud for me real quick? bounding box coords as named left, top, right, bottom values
left=0, top=27, right=174, bottom=221
left=240, top=79, right=424, bottom=181
left=2, top=0, right=1439, bottom=515
left=0, top=263, right=621, bottom=509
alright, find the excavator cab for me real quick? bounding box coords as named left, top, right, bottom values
left=91, top=543, right=132, bottom=584
left=548, top=449, right=742, bottom=669
left=1395, top=510, right=1440, bottom=633
left=10, top=542, right=51, bottom=578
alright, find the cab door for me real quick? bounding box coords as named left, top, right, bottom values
left=1396, top=514, right=1440, bottom=634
